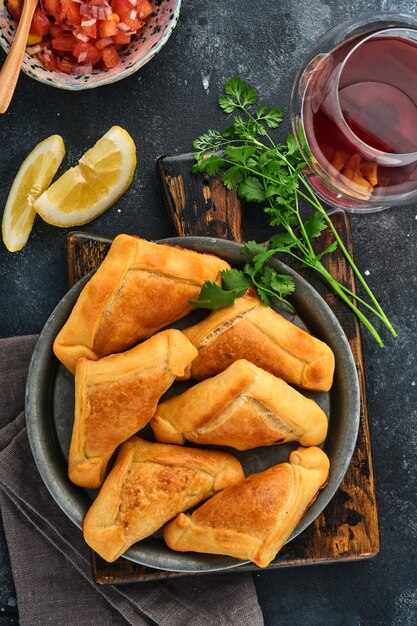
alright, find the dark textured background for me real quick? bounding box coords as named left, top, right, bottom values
left=1, top=0, right=417, bottom=624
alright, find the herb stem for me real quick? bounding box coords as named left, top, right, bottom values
left=297, top=180, right=397, bottom=337
left=317, top=264, right=385, bottom=347
left=274, top=151, right=397, bottom=339
left=293, top=192, right=316, bottom=260
left=328, top=280, right=387, bottom=320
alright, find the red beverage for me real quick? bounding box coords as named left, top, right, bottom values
left=301, top=31, right=417, bottom=206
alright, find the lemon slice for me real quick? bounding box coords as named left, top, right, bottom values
left=2, top=135, right=65, bottom=252
left=34, top=126, right=136, bottom=227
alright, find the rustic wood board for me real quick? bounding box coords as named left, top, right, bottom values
left=66, top=152, right=380, bottom=584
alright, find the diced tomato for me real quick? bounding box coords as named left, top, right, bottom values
left=80, top=19, right=97, bottom=39
left=95, top=36, right=112, bottom=49
left=73, top=25, right=87, bottom=41
left=98, top=19, right=119, bottom=38
left=49, top=23, right=63, bottom=38
left=61, top=0, right=81, bottom=25
left=56, top=56, right=77, bottom=74
left=30, top=8, right=49, bottom=38
left=43, top=0, right=63, bottom=22
left=7, top=0, right=22, bottom=21
left=111, top=0, right=142, bottom=30
left=124, top=15, right=143, bottom=31
left=137, top=0, right=153, bottom=20
left=51, top=33, right=76, bottom=52
left=110, top=0, right=130, bottom=20
left=38, top=50, right=59, bottom=71
left=112, top=32, right=131, bottom=45
left=102, top=44, right=120, bottom=68
left=72, top=40, right=102, bottom=65
left=10, top=0, right=154, bottom=73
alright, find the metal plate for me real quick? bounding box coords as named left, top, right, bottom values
left=25, top=236, right=360, bottom=573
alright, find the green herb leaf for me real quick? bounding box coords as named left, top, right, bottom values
left=238, top=176, right=265, bottom=202
left=218, top=95, right=238, bottom=113
left=257, top=287, right=271, bottom=306
left=304, top=210, right=327, bottom=240
left=264, top=107, right=284, bottom=128
left=193, top=129, right=224, bottom=152
left=252, top=249, right=277, bottom=272
left=316, top=240, right=338, bottom=261
left=204, top=156, right=225, bottom=176
left=269, top=271, right=296, bottom=297
left=222, top=165, right=244, bottom=190
left=190, top=270, right=253, bottom=310
left=220, top=268, right=252, bottom=292
left=189, top=281, right=237, bottom=309
left=255, top=105, right=267, bottom=118
left=285, top=134, right=299, bottom=155
left=225, top=145, right=256, bottom=165
left=240, top=241, right=268, bottom=263
left=223, top=77, right=258, bottom=108
left=269, top=232, right=296, bottom=251
left=260, top=266, right=295, bottom=297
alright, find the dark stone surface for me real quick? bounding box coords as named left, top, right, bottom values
left=0, top=0, right=416, bottom=624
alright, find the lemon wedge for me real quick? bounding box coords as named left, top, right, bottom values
left=34, top=126, right=136, bottom=227
left=2, top=135, right=65, bottom=252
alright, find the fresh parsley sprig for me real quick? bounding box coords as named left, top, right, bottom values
left=191, top=77, right=397, bottom=347
left=189, top=243, right=295, bottom=310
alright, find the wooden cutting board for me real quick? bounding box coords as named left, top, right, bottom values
left=66, top=152, right=380, bottom=584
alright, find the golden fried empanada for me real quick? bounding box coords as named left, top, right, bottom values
left=54, top=234, right=230, bottom=373
left=69, top=329, right=198, bottom=488
left=164, top=446, right=329, bottom=567
left=151, top=359, right=328, bottom=450
left=83, top=436, right=245, bottom=562
left=183, top=293, right=335, bottom=391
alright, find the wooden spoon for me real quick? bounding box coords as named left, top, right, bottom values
left=0, top=0, right=39, bottom=114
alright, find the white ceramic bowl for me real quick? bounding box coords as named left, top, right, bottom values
left=0, top=0, right=181, bottom=90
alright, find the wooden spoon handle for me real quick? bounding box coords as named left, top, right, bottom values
left=0, top=0, right=39, bottom=114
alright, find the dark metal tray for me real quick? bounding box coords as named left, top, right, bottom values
left=25, top=236, right=360, bottom=574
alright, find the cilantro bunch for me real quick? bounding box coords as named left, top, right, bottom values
left=191, top=78, right=396, bottom=347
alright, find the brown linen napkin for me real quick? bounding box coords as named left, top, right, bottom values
left=0, top=335, right=264, bottom=626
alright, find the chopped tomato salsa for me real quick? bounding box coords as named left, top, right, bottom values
left=7, top=0, right=154, bottom=74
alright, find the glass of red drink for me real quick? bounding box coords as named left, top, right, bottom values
left=291, top=13, right=417, bottom=212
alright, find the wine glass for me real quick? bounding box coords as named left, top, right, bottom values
left=291, top=13, right=417, bottom=213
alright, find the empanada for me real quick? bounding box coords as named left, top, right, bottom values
left=69, top=329, right=198, bottom=488
left=164, top=446, right=330, bottom=567
left=54, top=234, right=230, bottom=373
left=83, top=436, right=245, bottom=562
left=183, top=292, right=335, bottom=391
left=150, top=359, right=328, bottom=450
